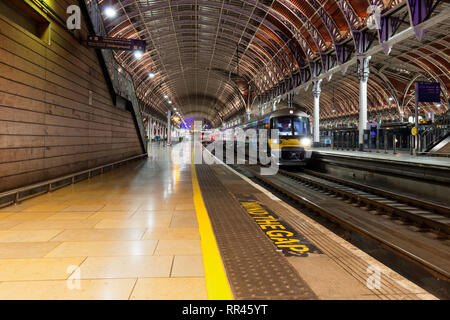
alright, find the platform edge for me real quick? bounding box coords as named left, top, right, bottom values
left=191, top=145, right=234, bottom=300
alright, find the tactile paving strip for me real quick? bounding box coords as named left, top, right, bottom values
left=196, top=164, right=317, bottom=300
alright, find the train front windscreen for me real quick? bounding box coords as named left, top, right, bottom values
left=272, top=116, right=310, bottom=137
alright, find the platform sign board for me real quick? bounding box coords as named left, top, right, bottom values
left=369, top=121, right=380, bottom=136
left=415, top=82, right=441, bottom=103
left=86, top=36, right=146, bottom=52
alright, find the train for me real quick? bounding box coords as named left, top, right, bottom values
left=223, top=109, right=313, bottom=165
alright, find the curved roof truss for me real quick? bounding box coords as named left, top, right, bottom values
left=97, top=0, right=450, bottom=126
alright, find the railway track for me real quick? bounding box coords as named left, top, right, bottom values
left=278, top=169, right=450, bottom=238
left=236, top=164, right=450, bottom=282
left=204, top=142, right=450, bottom=282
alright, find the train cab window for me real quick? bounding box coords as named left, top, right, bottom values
left=293, top=117, right=310, bottom=135
left=272, top=117, right=293, bottom=136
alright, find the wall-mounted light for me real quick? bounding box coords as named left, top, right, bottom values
left=104, top=7, right=117, bottom=18
left=168, top=100, right=172, bottom=104
left=148, top=72, right=155, bottom=79
left=164, top=94, right=168, bottom=99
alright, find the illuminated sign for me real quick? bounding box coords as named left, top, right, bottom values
left=86, top=36, right=146, bottom=52
left=416, top=82, right=440, bottom=103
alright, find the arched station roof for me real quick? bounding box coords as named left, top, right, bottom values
left=97, top=0, right=450, bottom=126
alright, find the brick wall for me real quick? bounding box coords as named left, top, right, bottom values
left=0, top=1, right=143, bottom=192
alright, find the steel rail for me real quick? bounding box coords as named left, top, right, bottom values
left=301, top=169, right=450, bottom=218
left=206, top=142, right=450, bottom=280
left=278, top=169, right=450, bottom=236
left=242, top=165, right=450, bottom=281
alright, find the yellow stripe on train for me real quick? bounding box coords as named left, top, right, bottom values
left=269, top=138, right=311, bottom=150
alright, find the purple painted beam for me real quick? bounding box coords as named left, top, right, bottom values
left=335, top=43, right=354, bottom=65
left=408, top=0, right=434, bottom=26
left=379, top=15, right=401, bottom=43
left=305, top=0, right=342, bottom=42
left=407, top=0, right=436, bottom=40
left=353, top=30, right=376, bottom=54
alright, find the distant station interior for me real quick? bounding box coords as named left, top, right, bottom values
left=0, top=0, right=449, bottom=300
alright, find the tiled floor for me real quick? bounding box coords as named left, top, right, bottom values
left=0, top=141, right=207, bottom=300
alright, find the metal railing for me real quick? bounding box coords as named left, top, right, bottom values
left=322, top=130, right=411, bottom=154
left=0, top=154, right=147, bottom=209
left=421, top=109, right=450, bottom=152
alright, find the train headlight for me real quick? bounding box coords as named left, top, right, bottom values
left=300, top=137, right=312, bottom=147
left=271, top=139, right=279, bottom=145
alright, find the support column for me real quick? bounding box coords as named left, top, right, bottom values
left=167, top=111, right=172, bottom=145
left=287, top=93, right=294, bottom=109
left=247, top=83, right=252, bottom=120
left=357, top=55, right=371, bottom=151
left=151, top=117, right=154, bottom=139
left=147, top=116, right=151, bottom=146
left=149, top=117, right=153, bottom=142
left=312, top=79, right=322, bottom=147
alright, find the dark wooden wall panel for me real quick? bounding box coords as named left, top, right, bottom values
left=0, top=2, right=143, bottom=193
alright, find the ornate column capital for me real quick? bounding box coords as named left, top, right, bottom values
left=358, top=55, right=372, bottom=82
left=312, top=79, right=322, bottom=99
left=357, top=55, right=371, bottom=83
left=287, top=92, right=294, bottom=109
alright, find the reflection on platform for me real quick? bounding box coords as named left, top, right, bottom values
left=0, top=142, right=206, bottom=300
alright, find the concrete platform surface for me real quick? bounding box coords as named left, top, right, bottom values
left=311, top=148, right=450, bottom=167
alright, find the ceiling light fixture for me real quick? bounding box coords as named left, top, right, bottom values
left=134, top=51, right=143, bottom=59
left=104, top=7, right=117, bottom=18
left=149, top=72, right=155, bottom=79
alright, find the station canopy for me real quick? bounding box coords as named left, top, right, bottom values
left=98, top=0, right=450, bottom=127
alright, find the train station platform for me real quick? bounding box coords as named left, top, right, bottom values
left=311, top=148, right=450, bottom=168
left=0, top=142, right=205, bottom=300
left=0, top=141, right=438, bottom=300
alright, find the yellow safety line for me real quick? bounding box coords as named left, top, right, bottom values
left=191, top=144, right=233, bottom=300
